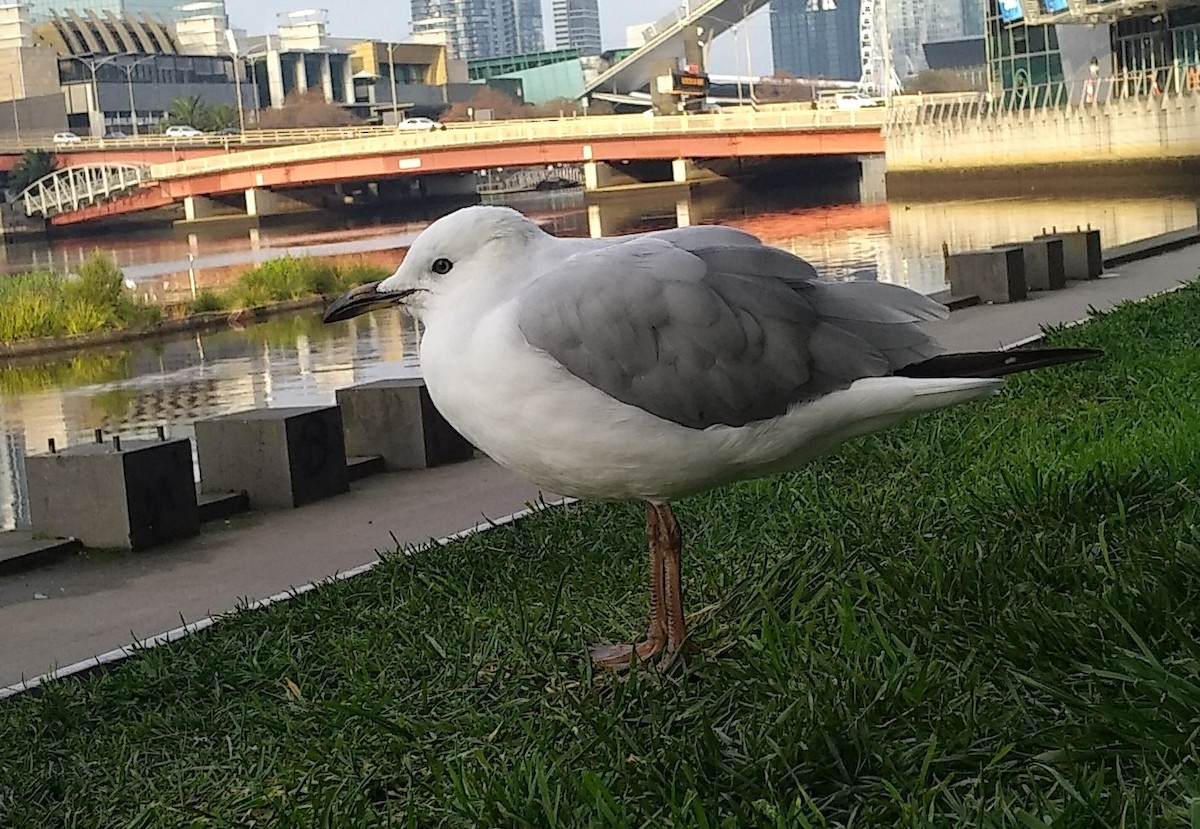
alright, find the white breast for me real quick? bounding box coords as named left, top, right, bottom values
left=418, top=301, right=1002, bottom=502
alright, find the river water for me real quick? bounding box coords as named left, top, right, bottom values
left=0, top=176, right=1195, bottom=530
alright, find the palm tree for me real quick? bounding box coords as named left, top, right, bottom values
left=165, top=95, right=206, bottom=128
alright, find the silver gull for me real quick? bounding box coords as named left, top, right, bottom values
left=324, top=205, right=1100, bottom=667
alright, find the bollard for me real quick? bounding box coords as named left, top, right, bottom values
left=1034, top=228, right=1102, bottom=280
left=336, top=378, right=475, bottom=471
left=991, top=238, right=1066, bottom=291
left=194, top=406, right=349, bottom=509
left=946, top=247, right=1027, bottom=303
left=26, top=438, right=200, bottom=550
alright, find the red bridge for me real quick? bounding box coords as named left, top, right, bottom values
left=18, top=110, right=886, bottom=226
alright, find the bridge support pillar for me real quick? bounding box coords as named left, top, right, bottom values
left=675, top=197, right=692, bottom=228
left=244, top=188, right=312, bottom=218
left=672, top=158, right=700, bottom=183
left=584, top=160, right=641, bottom=190
left=183, top=195, right=221, bottom=222
left=858, top=155, right=887, bottom=204
left=584, top=160, right=679, bottom=191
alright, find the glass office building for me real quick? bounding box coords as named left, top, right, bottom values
left=770, top=0, right=862, bottom=81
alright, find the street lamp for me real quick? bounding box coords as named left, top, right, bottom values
left=387, top=41, right=399, bottom=124
left=114, top=55, right=157, bottom=136
left=224, top=29, right=247, bottom=133
left=701, top=12, right=759, bottom=106
left=7, top=78, right=19, bottom=142
left=65, top=53, right=126, bottom=136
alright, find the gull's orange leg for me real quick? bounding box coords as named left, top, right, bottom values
left=590, top=503, right=670, bottom=668
left=654, top=503, right=689, bottom=655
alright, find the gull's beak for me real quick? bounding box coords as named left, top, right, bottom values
left=323, top=281, right=404, bottom=324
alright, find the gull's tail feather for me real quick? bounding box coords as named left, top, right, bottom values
left=894, top=347, right=1103, bottom=379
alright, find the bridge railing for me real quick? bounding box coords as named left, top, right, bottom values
left=21, top=164, right=150, bottom=217
left=148, top=109, right=887, bottom=181
left=0, top=124, right=402, bottom=154
left=887, top=65, right=1200, bottom=129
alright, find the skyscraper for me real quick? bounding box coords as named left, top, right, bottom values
left=514, top=0, right=545, bottom=54
left=411, top=0, right=543, bottom=60
left=553, top=0, right=601, bottom=57
left=887, top=0, right=972, bottom=77
left=770, top=0, right=862, bottom=81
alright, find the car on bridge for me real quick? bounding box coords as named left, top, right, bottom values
left=164, top=125, right=204, bottom=138
left=833, top=92, right=884, bottom=110
left=52, top=132, right=82, bottom=144
left=397, top=117, right=445, bottom=132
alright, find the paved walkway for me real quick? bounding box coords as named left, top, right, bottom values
left=1, top=241, right=1197, bottom=690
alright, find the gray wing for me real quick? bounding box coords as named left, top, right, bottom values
left=516, top=236, right=946, bottom=430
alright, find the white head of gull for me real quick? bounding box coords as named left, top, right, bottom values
left=324, top=205, right=1100, bottom=667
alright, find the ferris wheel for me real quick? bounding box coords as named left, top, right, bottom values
left=857, top=0, right=901, bottom=97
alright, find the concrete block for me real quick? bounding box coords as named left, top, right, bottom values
left=336, top=378, right=474, bottom=470
left=992, top=238, right=1066, bottom=291
left=1035, top=229, right=1102, bottom=280
left=946, top=247, right=1027, bottom=303
left=26, top=438, right=199, bottom=551
left=194, top=406, right=349, bottom=509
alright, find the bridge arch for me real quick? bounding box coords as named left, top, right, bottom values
left=21, top=163, right=150, bottom=219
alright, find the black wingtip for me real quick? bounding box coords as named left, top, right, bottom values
left=895, top=347, right=1103, bottom=379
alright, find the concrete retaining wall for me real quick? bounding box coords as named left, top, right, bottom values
left=886, top=91, right=1200, bottom=174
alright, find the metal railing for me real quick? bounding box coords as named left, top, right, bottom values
left=0, top=124, right=404, bottom=154
left=887, top=66, right=1200, bottom=129
left=476, top=164, right=584, bottom=195
left=21, top=163, right=150, bottom=218
left=147, top=109, right=887, bottom=182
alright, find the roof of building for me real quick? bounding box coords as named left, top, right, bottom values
left=34, top=10, right=180, bottom=56
left=922, top=37, right=985, bottom=70
left=468, top=47, right=580, bottom=81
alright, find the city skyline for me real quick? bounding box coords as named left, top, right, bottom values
left=223, top=0, right=776, bottom=75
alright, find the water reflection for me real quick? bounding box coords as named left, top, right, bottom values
left=0, top=312, right=421, bottom=530
left=1, top=176, right=1197, bottom=529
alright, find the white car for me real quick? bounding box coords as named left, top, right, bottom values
left=164, top=125, right=204, bottom=137
left=52, top=132, right=82, bottom=144
left=834, top=92, right=884, bottom=110
left=396, top=117, right=445, bottom=132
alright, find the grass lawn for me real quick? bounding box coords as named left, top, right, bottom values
left=2, top=284, right=1200, bottom=827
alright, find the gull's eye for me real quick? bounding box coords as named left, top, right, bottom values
left=431, top=258, right=453, bottom=275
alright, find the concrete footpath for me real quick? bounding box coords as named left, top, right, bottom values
left=1, top=241, right=1198, bottom=691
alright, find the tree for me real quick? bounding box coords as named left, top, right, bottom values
left=528, top=97, right=589, bottom=118
left=440, top=86, right=530, bottom=122
left=253, top=89, right=359, bottom=129
left=164, top=95, right=206, bottom=128
left=754, top=75, right=814, bottom=103
left=903, top=69, right=987, bottom=94
left=155, top=97, right=241, bottom=132
left=203, top=103, right=240, bottom=131
left=7, top=150, right=56, bottom=193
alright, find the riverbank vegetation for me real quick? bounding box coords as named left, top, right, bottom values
left=0, top=253, right=390, bottom=346
left=1, top=281, right=1198, bottom=825
left=0, top=253, right=159, bottom=343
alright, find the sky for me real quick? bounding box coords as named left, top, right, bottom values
left=221, top=0, right=775, bottom=77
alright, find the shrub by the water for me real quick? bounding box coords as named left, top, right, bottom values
left=0, top=254, right=390, bottom=345
left=0, top=254, right=161, bottom=344
left=229, top=257, right=382, bottom=307
left=189, top=289, right=229, bottom=314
